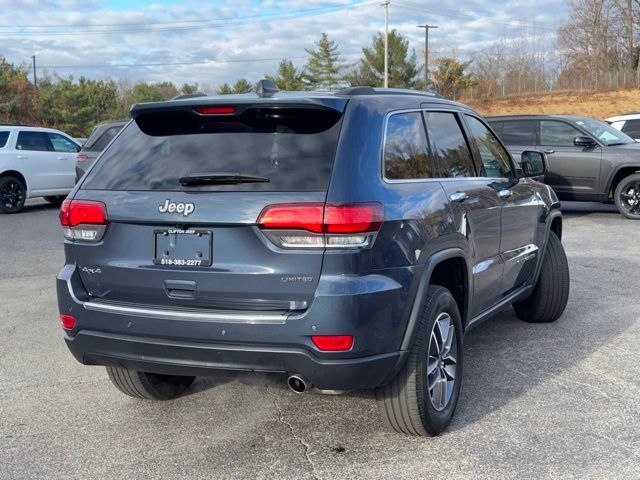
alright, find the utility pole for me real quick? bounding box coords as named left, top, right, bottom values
left=417, top=24, right=437, bottom=90
left=382, top=1, right=389, bottom=88
left=32, top=55, right=37, bottom=88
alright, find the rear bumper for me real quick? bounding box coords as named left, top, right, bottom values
left=57, top=263, right=419, bottom=390
left=65, top=330, right=405, bottom=390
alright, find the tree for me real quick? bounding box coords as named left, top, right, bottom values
left=347, top=30, right=420, bottom=89
left=266, top=59, right=305, bottom=90
left=216, top=83, right=233, bottom=94
left=0, top=56, right=37, bottom=125
left=130, top=81, right=178, bottom=103
left=432, top=57, right=475, bottom=100
left=181, top=83, right=199, bottom=94
left=303, top=33, right=346, bottom=89
left=231, top=78, right=253, bottom=93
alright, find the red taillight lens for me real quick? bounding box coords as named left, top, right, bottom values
left=324, top=203, right=384, bottom=233
left=60, top=200, right=108, bottom=241
left=60, top=200, right=107, bottom=227
left=76, top=154, right=89, bottom=162
left=60, top=314, right=76, bottom=330
left=196, top=106, right=236, bottom=115
left=311, top=335, right=354, bottom=351
left=257, top=202, right=383, bottom=249
left=257, top=203, right=325, bottom=233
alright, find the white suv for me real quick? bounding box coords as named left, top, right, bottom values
left=0, top=125, right=80, bottom=213
left=606, top=113, right=640, bottom=142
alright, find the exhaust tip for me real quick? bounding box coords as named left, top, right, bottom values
left=287, top=374, right=311, bottom=394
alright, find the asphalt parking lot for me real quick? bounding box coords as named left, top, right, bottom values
left=1, top=199, right=639, bottom=479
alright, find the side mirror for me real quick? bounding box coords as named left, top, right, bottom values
left=574, top=136, right=596, bottom=148
left=521, top=150, right=547, bottom=177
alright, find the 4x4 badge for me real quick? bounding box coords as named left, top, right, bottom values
left=158, top=199, right=195, bottom=216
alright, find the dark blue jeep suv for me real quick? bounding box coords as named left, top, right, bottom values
left=57, top=83, right=570, bottom=436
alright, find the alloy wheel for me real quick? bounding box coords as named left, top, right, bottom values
left=427, top=312, right=458, bottom=411
left=0, top=179, right=24, bottom=211
left=619, top=180, right=640, bottom=217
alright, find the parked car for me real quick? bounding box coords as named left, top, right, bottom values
left=57, top=82, right=569, bottom=436
left=487, top=115, right=640, bottom=219
left=0, top=125, right=81, bottom=213
left=75, top=120, right=127, bottom=181
left=606, top=112, right=640, bottom=142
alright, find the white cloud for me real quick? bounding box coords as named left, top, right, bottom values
left=0, top=0, right=567, bottom=87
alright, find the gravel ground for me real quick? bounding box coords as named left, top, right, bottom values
left=1, top=199, right=638, bottom=479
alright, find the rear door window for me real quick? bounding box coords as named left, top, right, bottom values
left=621, top=119, right=640, bottom=139
left=425, top=111, right=475, bottom=178
left=82, top=107, right=343, bottom=192
left=540, top=121, right=582, bottom=147
left=48, top=133, right=79, bottom=152
left=501, top=120, right=536, bottom=145
left=0, top=131, right=9, bottom=148
left=16, top=131, right=51, bottom=151
left=384, top=111, right=432, bottom=180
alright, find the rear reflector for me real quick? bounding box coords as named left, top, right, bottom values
left=76, top=154, right=89, bottom=162
left=196, top=106, right=236, bottom=115
left=257, top=202, right=383, bottom=249
left=60, top=314, right=76, bottom=330
left=60, top=200, right=108, bottom=241
left=311, top=335, right=354, bottom=351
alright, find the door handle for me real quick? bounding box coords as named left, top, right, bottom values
left=544, top=149, right=555, bottom=154
left=450, top=191, right=468, bottom=203
left=17, top=155, right=28, bottom=159
left=57, top=156, right=66, bottom=160
left=498, top=189, right=513, bottom=199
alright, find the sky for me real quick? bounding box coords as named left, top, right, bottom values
left=0, top=0, right=569, bottom=88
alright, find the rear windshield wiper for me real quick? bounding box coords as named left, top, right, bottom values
left=179, top=173, right=270, bottom=186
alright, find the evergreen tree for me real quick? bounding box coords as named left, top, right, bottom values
left=347, top=30, right=419, bottom=89
left=232, top=78, right=253, bottom=93
left=432, top=57, right=475, bottom=100
left=303, top=33, right=346, bottom=90
left=216, top=83, right=233, bottom=94
left=266, top=59, right=305, bottom=91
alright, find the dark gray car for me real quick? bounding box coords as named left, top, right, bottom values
left=487, top=115, right=640, bottom=219
left=75, top=120, right=127, bottom=181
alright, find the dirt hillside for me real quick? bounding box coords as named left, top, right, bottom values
left=468, top=88, right=640, bottom=120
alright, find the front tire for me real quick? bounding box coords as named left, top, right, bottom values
left=376, top=286, right=463, bottom=436
left=614, top=173, right=640, bottom=219
left=514, top=231, right=569, bottom=323
left=0, top=175, right=26, bottom=214
left=106, top=367, right=195, bottom=400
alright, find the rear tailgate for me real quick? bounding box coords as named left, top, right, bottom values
left=71, top=100, right=346, bottom=312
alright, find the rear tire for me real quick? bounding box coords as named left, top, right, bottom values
left=44, top=195, right=66, bottom=206
left=106, top=367, right=195, bottom=400
left=376, top=286, right=463, bottom=436
left=614, top=173, right=640, bottom=220
left=0, top=175, right=26, bottom=214
left=513, top=232, right=569, bottom=323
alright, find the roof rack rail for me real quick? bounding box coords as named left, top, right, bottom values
left=171, top=93, right=207, bottom=100
left=335, top=86, right=444, bottom=99
left=0, top=123, right=36, bottom=127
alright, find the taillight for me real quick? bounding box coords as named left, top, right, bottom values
left=76, top=154, right=89, bottom=162
left=257, top=202, right=383, bottom=249
left=60, top=199, right=108, bottom=241
left=311, top=335, right=354, bottom=351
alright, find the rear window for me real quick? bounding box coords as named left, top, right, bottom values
left=0, top=131, right=8, bottom=148
left=85, top=125, right=123, bottom=151
left=82, top=107, right=343, bottom=192
left=622, top=119, right=640, bottom=139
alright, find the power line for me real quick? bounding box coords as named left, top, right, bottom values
left=0, top=2, right=378, bottom=37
